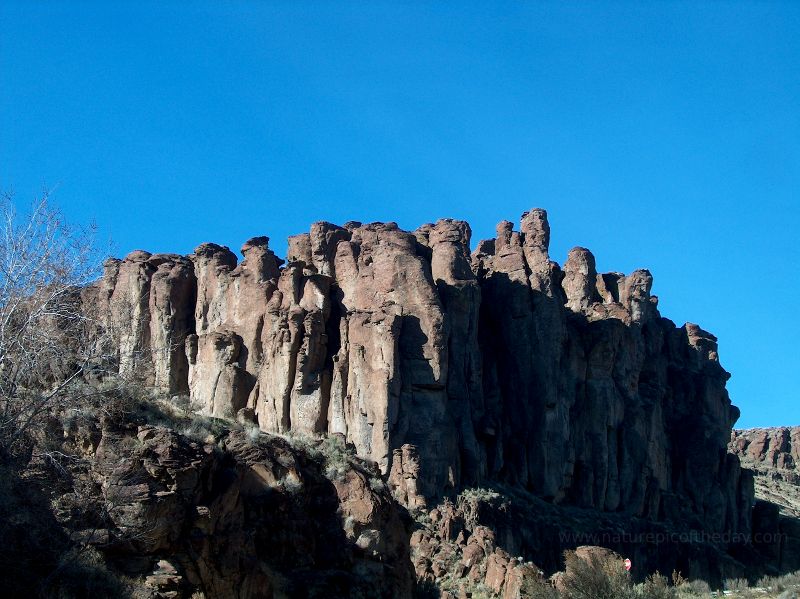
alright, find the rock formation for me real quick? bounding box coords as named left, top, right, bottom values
left=732, top=428, right=800, bottom=480
left=24, top=404, right=413, bottom=599
left=730, top=428, right=800, bottom=573
left=90, top=209, right=751, bottom=544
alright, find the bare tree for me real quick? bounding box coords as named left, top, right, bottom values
left=0, top=190, right=104, bottom=453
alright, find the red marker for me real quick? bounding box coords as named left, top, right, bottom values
left=624, top=558, right=632, bottom=572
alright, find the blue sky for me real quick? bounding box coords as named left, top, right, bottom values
left=1, top=2, right=798, bottom=428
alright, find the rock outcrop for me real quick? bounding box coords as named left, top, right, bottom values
left=730, top=428, right=800, bottom=572
left=91, top=209, right=751, bottom=545
left=54, top=415, right=413, bottom=598
left=732, top=429, right=800, bottom=482
left=410, top=485, right=757, bottom=593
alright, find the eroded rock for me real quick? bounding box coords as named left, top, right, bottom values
left=88, top=209, right=750, bottom=546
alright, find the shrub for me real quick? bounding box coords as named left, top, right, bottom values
left=757, top=571, right=800, bottom=592
left=521, top=576, right=561, bottom=599
left=279, top=431, right=322, bottom=460
left=724, top=577, right=749, bottom=591
left=674, top=578, right=711, bottom=597
left=561, top=550, right=636, bottom=599
left=318, top=434, right=353, bottom=481
left=635, top=573, right=675, bottom=599
left=279, top=473, right=303, bottom=494
left=41, top=546, right=135, bottom=598
left=459, top=487, right=501, bottom=503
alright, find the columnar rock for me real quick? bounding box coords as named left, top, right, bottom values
left=93, top=251, right=198, bottom=396
left=148, top=254, right=196, bottom=393
left=249, top=262, right=333, bottom=434
left=233, top=236, right=282, bottom=371
left=107, top=250, right=155, bottom=381
left=192, top=243, right=238, bottom=336
left=473, top=214, right=566, bottom=496
left=388, top=443, right=426, bottom=510
left=620, top=269, right=656, bottom=323
left=423, top=219, right=484, bottom=485
left=88, top=208, right=752, bottom=543
left=562, top=247, right=597, bottom=313
left=186, top=330, right=249, bottom=417
left=322, top=222, right=457, bottom=496
left=189, top=239, right=282, bottom=415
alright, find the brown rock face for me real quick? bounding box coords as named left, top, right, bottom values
left=149, top=254, right=196, bottom=393
left=98, top=251, right=197, bottom=391
left=730, top=427, right=800, bottom=572
left=82, top=423, right=413, bottom=598
left=732, top=428, right=800, bottom=473
left=186, top=330, right=249, bottom=417
left=562, top=247, right=598, bottom=313
left=89, top=209, right=750, bottom=539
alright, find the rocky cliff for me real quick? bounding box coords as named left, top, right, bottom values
left=83, top=209, right=752, bottom=542
left=731, top=428, right=800, bottom=517
left=0, top=391, right=414, bottom=599
left=730, top=428, right=800, bottom=573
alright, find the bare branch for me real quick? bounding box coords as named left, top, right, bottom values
left=0, top=191, right=107, bottom=454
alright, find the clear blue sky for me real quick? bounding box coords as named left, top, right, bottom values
left=1, top=2, right=798, bottom=428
